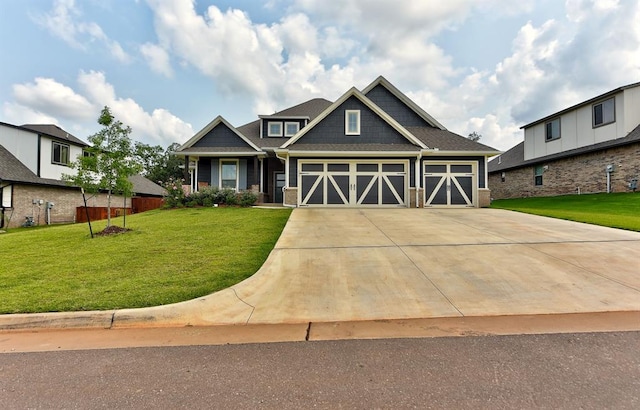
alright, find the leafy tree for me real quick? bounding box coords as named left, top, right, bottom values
left=64, top=106, right=141, bottom=228
left=468, top=131, right=482, bottom=142
left=134, top=142, right=183, bottom=185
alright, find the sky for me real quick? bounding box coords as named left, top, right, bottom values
left=0, top=0, right=639, bottom=151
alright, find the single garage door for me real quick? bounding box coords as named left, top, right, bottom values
left=299, top=160, right=408, bottom=207
left=424, top=161, right=476, bottom=207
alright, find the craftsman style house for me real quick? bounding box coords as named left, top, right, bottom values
left=489, top=82, right=640, bottom=198
left=176, top=76, right=500, bottom=208
left=0, top=122, right=164, bottom=229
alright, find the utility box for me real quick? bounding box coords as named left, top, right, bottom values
left=606, top=164, right=614, bottom=173
left=46, top=202, right=55, bottom=209
left=629, top=179, right=638, bottom=191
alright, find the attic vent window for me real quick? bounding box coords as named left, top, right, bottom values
left=268, top=122, right=283, bottom=137
left=285, top=122, right=299, bottom=137
left=345, top=110, right=360, bottom=135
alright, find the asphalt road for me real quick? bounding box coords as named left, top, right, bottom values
left=1, top=331, right=639, bottom=409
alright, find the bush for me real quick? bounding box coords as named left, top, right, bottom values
left=239, top=191, right=258, bottom=207
left=162, top=183, right=257, bottom=208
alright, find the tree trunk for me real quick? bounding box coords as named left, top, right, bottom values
left=107, top=189, right=111, bottom=227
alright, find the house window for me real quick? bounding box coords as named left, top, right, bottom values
left=83, top=149, right=94, bottom=158
left=534, top=165, right=544, bottom=186
left=220, top=160, right=238, bottom=190
left=345, top=110, right=360, bottom=135
left=285, top=122, right=299, bottom=137
left=268, top=122, right=283, bottom=137
left=593, top=97, right=615, bottom=127
left=545, top=118, right=561, bottom=141
left=52, top=142, right=70, bottom=165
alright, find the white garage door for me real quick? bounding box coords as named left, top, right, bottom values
left=424, top=161, right=476, bottom=207
left=299, top=160, right=408, bottom=207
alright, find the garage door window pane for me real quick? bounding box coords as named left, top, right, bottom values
left=327, top=163, right=349, bottom=172
left=357, top=164, right=378, bottom=172
left=425, top=165, right=446, bottom=173
left=382, top=163, right=404, bottom=173
left=451, top=165, right=472, bottom=173
left=302, top=163, right=324, bottom=172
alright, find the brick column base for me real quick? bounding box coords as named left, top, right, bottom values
left=478, top=188, right=491, bottom=208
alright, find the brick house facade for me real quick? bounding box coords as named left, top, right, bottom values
left=489, top=83, right=640, bottom=199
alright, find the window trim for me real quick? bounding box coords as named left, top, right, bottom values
left=345, top=110, right=361, bottom=135
left=592, top=97, right=615, bottom=128
left=284, top=121, right=300, bottom=137
left=545, top=117, right=561, bottom=142
left=219, top=159, right=239, bottom=190
left=51, top=141, right=70, bottom=166
left=267, top=121, right=283, bottom=137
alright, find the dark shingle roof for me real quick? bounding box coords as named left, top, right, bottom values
left=489, top=124, right=640, bottom=172
left=407, top=127, right=500, bottom=152
left=129, top=174, right=166, bottom=196
left=20, top=124, right=87, bottom=146
left=239, top=98, right=333, bottom=148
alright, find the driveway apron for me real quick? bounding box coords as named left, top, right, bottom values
left=110, top=208, right=640, bottom=328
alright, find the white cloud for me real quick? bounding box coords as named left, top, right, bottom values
left=4, top=71, right=192, bottom=147
left=34, top=0, right=131, bottom=63
left=140, top=43, right=173, bottom=77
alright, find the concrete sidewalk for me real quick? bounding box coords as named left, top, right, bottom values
left=1, top=208, right=639, bottom=332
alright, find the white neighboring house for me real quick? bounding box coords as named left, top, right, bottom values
left=489, top=82, right=640, bottom=198
left=0, top=122, right=165, bottom=229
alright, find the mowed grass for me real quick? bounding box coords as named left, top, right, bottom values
left=0, top=207, right=292, bottom=314
left=491, top=192, right=640, bottom=231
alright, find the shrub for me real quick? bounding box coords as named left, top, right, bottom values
left=239, top=191, right=258, bottom=207
left=161, top=177, right=186, bottom=208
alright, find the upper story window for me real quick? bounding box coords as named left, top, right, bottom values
left=593, top=97, right=615, bottom=127
left=345, top=110, right=360, bottom=135
left=52, top=141, right=70, bottom=165
left=545, top=118, right=561, bottom=141
left=285, top=122, right=299, bottom=137
left=268, top=122, right=283, bottom=137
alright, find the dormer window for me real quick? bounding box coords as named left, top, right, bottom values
left=593, top=97, right=615, bottom=127
left=268, top=122, right=283, bottom=137
left=285, top=122, right=299, bottom=137
left=345, top=110, right=360, bottom=135
left=545, top=118, right=561, bottom=141
left=52, top=141, right=70, bottom=165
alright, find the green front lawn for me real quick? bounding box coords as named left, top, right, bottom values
left=491, top=192, right=640, bottom=231
left=0, top=207, right=292, bottom=314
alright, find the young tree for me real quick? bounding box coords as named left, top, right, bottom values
left=65, top=106, right=141, bottom=228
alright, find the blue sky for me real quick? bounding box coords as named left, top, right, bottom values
left=1, top=0, right=638, bottom=151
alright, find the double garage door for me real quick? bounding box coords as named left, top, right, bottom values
left=299, top=160, right=408, bottom=207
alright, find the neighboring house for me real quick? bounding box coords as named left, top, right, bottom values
left=175, top=76, right=500, bottom=208
left=489, top=83, right=640, bottom=198
left=0, top=122, right=165, bottom=229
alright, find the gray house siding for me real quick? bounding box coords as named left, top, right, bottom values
left=295, top=96, right=410, bottom=145
left=365, top=84, right=432, bottom=127
left=193, top=123, right=256, bottom=150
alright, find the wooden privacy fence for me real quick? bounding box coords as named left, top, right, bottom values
left=76, top=207, right=131, bottom=223
left=132, top=197, right=164, bottom=213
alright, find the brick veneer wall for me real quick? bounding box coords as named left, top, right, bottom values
left=489, top=143, right=640, bottom=199
left=3, top=184, right=131, bottom=228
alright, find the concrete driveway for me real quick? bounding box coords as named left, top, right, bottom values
left=109, top=208, right=640, bottom=327
left=3, top=208, right=640, bottom=330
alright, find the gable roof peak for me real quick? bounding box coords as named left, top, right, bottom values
left=178, top=115, right=261, bottom=152
left=361, top=76, right=447, bottom=131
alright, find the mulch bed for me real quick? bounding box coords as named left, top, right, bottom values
left=96, top=226, right=131, bottom=236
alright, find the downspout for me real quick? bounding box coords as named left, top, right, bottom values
left=275, top=150, right=296, bottom=208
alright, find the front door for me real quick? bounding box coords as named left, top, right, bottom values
left=274, top=172, right=285, bottom=204
left=424, top=162, right=476, bottom=207
left=299, top=160, right=408, bottom=207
